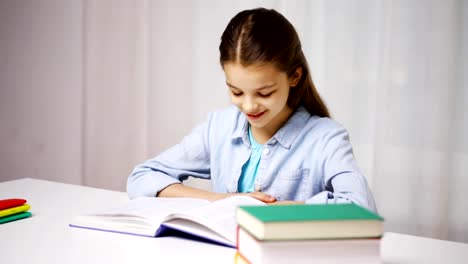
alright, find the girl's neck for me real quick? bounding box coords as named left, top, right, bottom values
left=250, top=107, right=294, bottom=144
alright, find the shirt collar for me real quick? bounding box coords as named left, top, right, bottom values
left=273, top=107, right=310, bottom=149
left=231, top=107, right=311, bottom=149
left=231, top=111, right=249, bottom=145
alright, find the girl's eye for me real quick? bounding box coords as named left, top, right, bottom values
left=259, top=92, right=273, bottom=97
left=232, top=91, right=243, bottom=96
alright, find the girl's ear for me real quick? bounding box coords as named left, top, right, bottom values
left=289, top=67, right=303, bottom=87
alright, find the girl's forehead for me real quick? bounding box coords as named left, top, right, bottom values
left=224, top=62, right=287, bottom=90
left=224, top=62, right=282, bottom=77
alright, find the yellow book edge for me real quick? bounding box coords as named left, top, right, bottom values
left=0, top=204, right=31, bottom=218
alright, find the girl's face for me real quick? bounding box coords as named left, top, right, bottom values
left=224, top=62, right=300, bottom=137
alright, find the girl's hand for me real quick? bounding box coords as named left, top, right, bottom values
left=271, top=200, right=304, bottom=205
left=243, top=192, right=276, bottom=203
left=220, top=191, right=276, bottom=203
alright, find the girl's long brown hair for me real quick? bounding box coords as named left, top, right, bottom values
left=219, top=8, right=330, bottom=118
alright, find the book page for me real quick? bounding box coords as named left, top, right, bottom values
left=71, top=196, right=263, bottom=242
left=75, top=197, right=210, bottom=227
left=96, top=197, right=208, bottom=217
left=163, top=195, right=265, bottom=243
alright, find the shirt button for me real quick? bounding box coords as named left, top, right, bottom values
left=263, top=148, right=270, bottom=155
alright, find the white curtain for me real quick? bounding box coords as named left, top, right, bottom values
left=83, top=0, right=468, bottom=242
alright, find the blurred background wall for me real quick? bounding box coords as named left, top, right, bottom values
left=1, top=0, right=467, bottom=242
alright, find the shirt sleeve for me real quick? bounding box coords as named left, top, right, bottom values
left=305, top=123, right=378, bottom=213
left=126, top=114, right=213, bottom=199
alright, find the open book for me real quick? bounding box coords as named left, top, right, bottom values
left=69, top=195, right=264, bottom=248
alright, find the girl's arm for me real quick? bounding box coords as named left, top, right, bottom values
left=306, top=123, right=377, bottom=213
left=158, top=183, right=276, bottom=203
left=127, top=114, right=214, bottom=199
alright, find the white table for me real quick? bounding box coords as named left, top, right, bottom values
left=1, top=178, right=467, bottom=263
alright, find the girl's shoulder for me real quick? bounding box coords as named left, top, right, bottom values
left=277, top=108, right=350, bottom=148
left=292, top=107, right=346, bottom=134
left=302, top=113, right=349, bottom=140
left=308, top=116, right=345, bottom=131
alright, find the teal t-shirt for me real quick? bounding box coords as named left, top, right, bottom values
left=238, top=126, right=263, bottom=192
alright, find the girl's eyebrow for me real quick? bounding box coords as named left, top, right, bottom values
left=226, top=82, right=276, bottom=91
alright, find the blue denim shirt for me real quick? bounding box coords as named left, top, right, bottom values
left=127, top=106, right=377, bottom=213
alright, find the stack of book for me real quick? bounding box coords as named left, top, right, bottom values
left=0, top=198, right=32, bottom=224
left=235, top=203, right=384, bottom=264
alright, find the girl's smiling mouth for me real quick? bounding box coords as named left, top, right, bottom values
left=246, top=111, right=266, bottom=120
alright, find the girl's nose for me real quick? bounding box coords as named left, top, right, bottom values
left=242, top=97, right=258, bottom=112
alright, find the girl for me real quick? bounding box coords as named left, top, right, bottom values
left=127, top=8, right=377, bottom=212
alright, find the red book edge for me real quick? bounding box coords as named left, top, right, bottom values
left=0, top=199, right=27, bottom=210
left=236, top=225, right=253, bottom=264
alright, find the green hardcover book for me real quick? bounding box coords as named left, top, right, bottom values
left=236, top=203, right=383, bottom=241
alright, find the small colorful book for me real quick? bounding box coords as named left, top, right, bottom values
left=236, top=203, right=384, bottom=241
left=0, top=198, right=32, bottom=224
